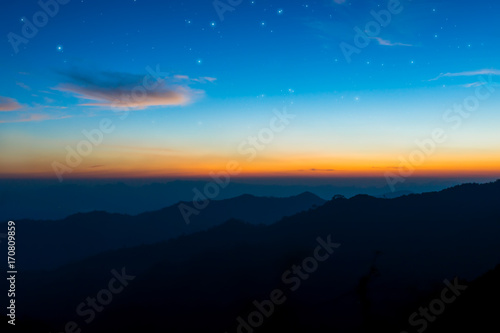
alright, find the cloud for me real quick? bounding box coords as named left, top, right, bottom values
left=333, top=0, right=346, bottom=4
left=370, top=37, right=412, bottom=47
left=173, top=75, right=190, bottom=80
left=371, top=166, right=399, bottom=170
left=16, top=82, right=31, bottom=91
left=0, top=97, right=22, bottom=112
left=0, top=95, right=73, bottom=123
left=55, top=69, right=204, bottom=110
left=298, top=168, right=336, bottom=172
left=430, top=69, right=500, bottom=81
left=197, top=76, right=217, bottom=83
left=103, top=144, right=178, bottom=156
left=462, top=82, right=487, bottom=88
left=0, top=113, right=71, bottom=124
left=173, top=75, right=217, bottom=84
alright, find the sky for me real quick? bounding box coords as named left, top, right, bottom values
left=0, top=0, right=499, bottom=182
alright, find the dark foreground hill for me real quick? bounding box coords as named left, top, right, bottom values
left=11, top=192, right=325, bottom=270
left=9, top=180, right=500, bottom=332
left=5, top=264, right=500, bottom=332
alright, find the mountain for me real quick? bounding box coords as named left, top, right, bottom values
left=375, top=190, right=414, bottom=199
left=425, top=264, right=500, bottom=332
left=11, top=192, right=325, bottom=270
left=0, top=178, right=467, bottom=220
left=10, top=180, right=500, bottom=332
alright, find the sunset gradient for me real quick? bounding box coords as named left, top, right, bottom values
left=1, top=0, right=499, bottom=182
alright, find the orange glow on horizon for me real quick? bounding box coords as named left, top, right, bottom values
left=1, top=153, right=499, bottom=180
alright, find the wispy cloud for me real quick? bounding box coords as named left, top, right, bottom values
left=104, top=144, right=178, bottom=156
left=370, top=37, right=412, bottom=47
left=371, top=166, right=399, bottom=170
left=16, top=81, right=31, bottom=91
left=0, top=97, right=22, bottom=112
left=55, top=69, right=204, bottom=110
left=0, top=113, right=71, bottom=124
left=429, top=69, right=500, bottom=81
left=173, top=75, right=217, bottom=84
left=462, top=82, right=487, bottom=88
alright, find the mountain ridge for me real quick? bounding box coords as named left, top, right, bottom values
left=12, top=180, right=500, bottom=332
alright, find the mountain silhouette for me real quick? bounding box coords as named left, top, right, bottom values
left=7, top=180, right=500, bottom=332
left=0, top=178, right=461, bottom=220
left=13, top=192, right=325, bottom=270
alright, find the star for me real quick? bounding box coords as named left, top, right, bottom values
left=210, top=21, right=216, bottom=27
left=277, top=9, right=283, bottom=15
left=197, top=59, right=202, bottom=64
left=57, top=45, right=64, bottom=52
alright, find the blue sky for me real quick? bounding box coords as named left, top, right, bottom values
left=1, top=0, right=499, bottom=179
